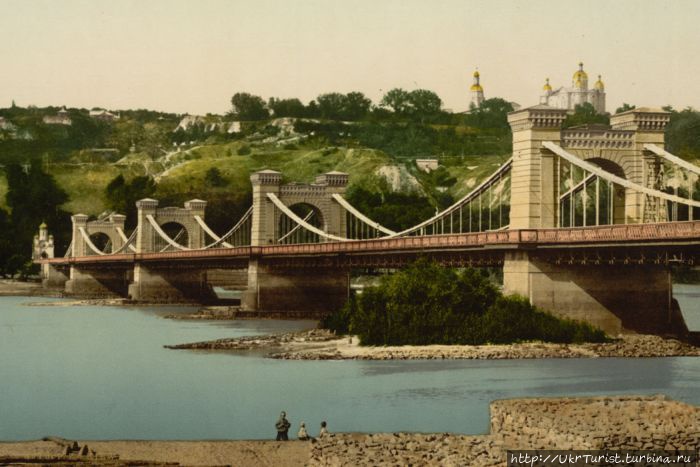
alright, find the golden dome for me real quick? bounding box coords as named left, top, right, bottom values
left=572, top=62, right=588, bottom=82
left=594, top=74, right=604, bottom=90
left=39, top=221, right=47, bottom=229
left=542, top=78, right=552, bottom=92
left=470, top=84, right=483, bottom=92
left=473, top=70, right=480, bottom=78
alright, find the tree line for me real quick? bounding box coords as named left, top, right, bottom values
left=230, top=89, right=515, bottom=128
left=0, top=165, right=71, bottom=278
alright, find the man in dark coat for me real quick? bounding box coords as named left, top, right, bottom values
left=275, top=411, right=291, bottom=441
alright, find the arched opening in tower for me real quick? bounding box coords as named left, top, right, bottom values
left=89, top=232, right=112, bottom=254
left=559, top=158, right=626, bottom=227
left=156, top=222, right=190, bottom=251
left=277, top=203, right=324, bottom=244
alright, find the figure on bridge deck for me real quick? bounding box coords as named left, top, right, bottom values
left=275, top=411, right=291, bottom=441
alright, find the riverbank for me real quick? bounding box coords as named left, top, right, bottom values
left=1, top=395, right=696, bottom=466
left=166, top=328, right=700, bottom=359
left=0, top=279, right=59, bottom=297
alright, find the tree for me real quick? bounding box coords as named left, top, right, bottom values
left=407, top=89, right=442, bottom=121
left=268, top=98, right=306, bottom=118
left=3, top=164, right=71, bottom=267
left=615, top=103, right=636, bottom=114
left=343, top=92, right=372, bottom=121
left=665, top=107, right=700, bottom=160
left=0, top=208, right=14, bottom=276
left=563, top=102, right=610, bottom=128
left=204, top=167, right=227, bottom=187
left=465, top=97, right=514, bottom=129
left=316, top=93, right=346, bottom=120
left=104, top=174, right=156, bottom=228
left=380, top=88, right=411, bottom=115
left=230, top=92, right=269, bottom=121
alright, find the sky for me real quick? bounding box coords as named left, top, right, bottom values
left=1, top=0, right=699, bottom=115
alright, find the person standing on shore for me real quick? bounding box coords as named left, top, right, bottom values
left=275, top=411, right=291, bottom=441
left=319, top=421, right=328, bottom=437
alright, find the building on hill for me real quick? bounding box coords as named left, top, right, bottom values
left=416, top=159, right=439, bottom=172
left=540, top=62, right=606, bottom=114
left=0, top=116, right=17, bottom=131
left=470, top=70, right=485, bottom=108
left=464, top=69, right=520, bottom=112
left=89, top=109, right=120, bottom=122
left=43, top=107, right=72, bottom=125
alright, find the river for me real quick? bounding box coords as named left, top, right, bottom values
left=0, top=290, right=699, bottom=441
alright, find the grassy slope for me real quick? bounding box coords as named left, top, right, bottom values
left=10, top=138, right=510, bottom=216
left=444, top=154, right=511, bottom=198
left=156, top=144, right=394, bottom=203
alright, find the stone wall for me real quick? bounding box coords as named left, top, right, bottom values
left=309, top=396, right=699, bottom=466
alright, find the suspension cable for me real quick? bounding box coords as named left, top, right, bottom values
left=146, top=215, right=191, bottom=250
left=267, top=193, right=350, bottom=242
left=543, top=142, right=700, bottom=208
left=331, top=194, right=397, bottom=235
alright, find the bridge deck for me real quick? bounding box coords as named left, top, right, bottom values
left=40, top=221, right=700, bottom=266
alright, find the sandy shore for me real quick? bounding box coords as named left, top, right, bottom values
left=0, top=438, right=310, bottom=466
left=166, top=329, right=700, bottom=359
left=1, top=395, right=697, bottom=466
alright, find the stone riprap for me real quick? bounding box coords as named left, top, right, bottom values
left=309, top=395, right=699, bottom=466
left=167, top=330, right=700, bottom=359
left=0, top=396, right=696, bottom=466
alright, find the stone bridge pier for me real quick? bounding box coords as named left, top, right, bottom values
left=64, top=213, right=130, bottom=298
left=242, top=170, right=351, bottom=313
left=503, top=105, right=683, bottom=335
left=127, top=198, right=215, bottom=302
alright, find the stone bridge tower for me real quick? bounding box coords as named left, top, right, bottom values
left=133, top=198, right=207, bottom=253
left=69, top=213, right=127, bottom=257
left=504, top=105, right=676, bottom=335
left=249, top=170, right=349, bottom=246
left=243, top=170, right=351, bottom=313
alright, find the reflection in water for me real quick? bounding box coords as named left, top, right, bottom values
left=0, top=296, right=698, bottom=441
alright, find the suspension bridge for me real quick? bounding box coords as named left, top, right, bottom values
left=35, top=106, right=700, bottom=335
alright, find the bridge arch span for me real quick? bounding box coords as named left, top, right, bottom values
left=277, top=202, right=325, bottom=243
left=70, top=213, right=126, bottom=256
left=249, top=170, right=348, bottom=246
left=134, top=198, right=207, bottom=252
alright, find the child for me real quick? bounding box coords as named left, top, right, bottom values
left=319, top=420, right=328, bottom=437
left=297, top=422, right=310, bottom=441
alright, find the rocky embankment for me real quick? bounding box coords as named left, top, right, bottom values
left=166, top=329, right=700, bottom=359
left=164, top=329, right=335, bottom=351
left=1, top=396, right=696, bottom=466
left=309, top=395, right=699, bottom=466
left=164, top=306, right=326, bottom=321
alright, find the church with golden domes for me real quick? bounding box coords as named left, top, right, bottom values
left=540, top=62, right=606, bottom=114
left=470, top=70, right=485, bottom=108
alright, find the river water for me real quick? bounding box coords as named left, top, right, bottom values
left=0, top=290, right=699, bottom=441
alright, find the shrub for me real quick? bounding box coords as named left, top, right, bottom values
left=324, top=259, right=609, bottom=346
left=237, top=145, right=251, bottom=155
left=482, top=295, right=608, bottom=344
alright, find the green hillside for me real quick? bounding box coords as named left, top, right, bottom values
left=35, top=141, right=508, bottom=217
